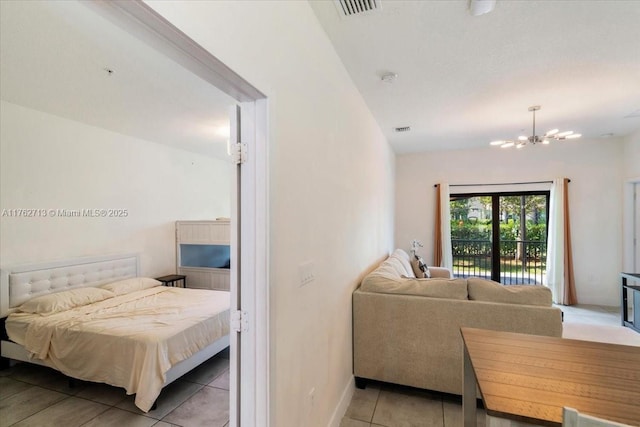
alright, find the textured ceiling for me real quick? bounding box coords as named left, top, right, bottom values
left=309, top=0, right=640, bottom=153
left=0, top=1, right=235, bottom=160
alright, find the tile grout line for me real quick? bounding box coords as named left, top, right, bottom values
left=6, top=387, right=72, bottom=427
left=76, top=401, right=112, bottom=427
left=369, top=386, right=382, bottom=426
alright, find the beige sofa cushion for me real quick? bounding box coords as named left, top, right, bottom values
left=390, top=249, right=415, bottom=278
left=467, top=277, right=552, bottom=306
left=375, top=259, right=405, bottom=280
left=361, top=276, right=468, bottom=300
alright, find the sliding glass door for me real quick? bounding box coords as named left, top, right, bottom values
left=450, top=192, right=549, bottom=284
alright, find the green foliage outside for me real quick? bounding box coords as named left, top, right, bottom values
left=450, top=195, right=548, bottom=261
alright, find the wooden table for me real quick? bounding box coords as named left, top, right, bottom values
left=461, top=327, right=640, bottom=427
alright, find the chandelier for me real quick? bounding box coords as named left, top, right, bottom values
left=490, top=106, right=581, bottom=149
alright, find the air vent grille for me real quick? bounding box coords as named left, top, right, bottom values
left=335, top=0, right=381, bottom=18
left=395, top=126, right=411, bottom=133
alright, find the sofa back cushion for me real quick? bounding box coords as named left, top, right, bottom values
left=467, top=277, right=552, bottom=306
left=371, top=259, right=405, bottom=281
left=361, top=276, right=468, bottom=300
left=369, top=252, right=416, bottom=281
left=389, top=249, right=416, bottom=278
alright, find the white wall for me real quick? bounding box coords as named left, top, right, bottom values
left=0, top=100, right=231, bottom=275
left=623, top=129, right=640, bottom=178
left=396, top=139, right=624, bottom=306
left=145, top=2, right=395, bottom=426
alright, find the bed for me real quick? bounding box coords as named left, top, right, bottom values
left=0, top=253, right=230, bottom=412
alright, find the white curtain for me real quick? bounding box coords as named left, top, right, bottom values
left=546, top=178, right=577, bottom=305
left=546, top=179, right=564, bottom=303
left=439, top=183, right=453, bottom=271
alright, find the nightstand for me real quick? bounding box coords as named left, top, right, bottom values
left=156, top=274, right=187, bottom=288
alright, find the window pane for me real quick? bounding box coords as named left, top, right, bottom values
left=498, top=195, right=547, bottom=285
left=450, top=196, right=492, bottom=280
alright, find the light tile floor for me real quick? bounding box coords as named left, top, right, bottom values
left=557, top=303, right=621, bottom=326
left=339, top=304, right=623, bottom=427
left=0, top=347, right=230, bottom=427
left=0, top=305, right=626, bottom=427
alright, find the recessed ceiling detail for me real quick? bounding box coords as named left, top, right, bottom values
left=334, top=0, right=381, bottom=18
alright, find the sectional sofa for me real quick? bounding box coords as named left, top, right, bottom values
left=353, top=249, right=563, bottom=395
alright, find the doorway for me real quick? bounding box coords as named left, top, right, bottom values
left=53, top=2, right=269, bottom=426
left=450, top=191, right=550, bottom=284
left=624, top=180, right=640, bottom=273
left=634, top=183, right=640, bottom=272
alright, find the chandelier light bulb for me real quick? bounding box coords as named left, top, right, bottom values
left=489, top=106, right=581, bottom=148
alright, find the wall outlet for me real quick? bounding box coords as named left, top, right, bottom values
left=299, top=261, right=315, bottom=287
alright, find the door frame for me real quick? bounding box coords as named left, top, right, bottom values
left=230, top=100, right=270, bottom=427
left=450, top=191, right=550, bottom=284
left=623, top=178, right=640, bottom=273
left=85, top=2, right=270, bottom=426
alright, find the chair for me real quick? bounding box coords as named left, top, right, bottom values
left=563, top=407, right=631, bottom=427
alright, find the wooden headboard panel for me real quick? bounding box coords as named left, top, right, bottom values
left=0, top=253, right=140, bottom=317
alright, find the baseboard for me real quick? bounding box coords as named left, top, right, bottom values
left=327, top=376, right=355, bottom=427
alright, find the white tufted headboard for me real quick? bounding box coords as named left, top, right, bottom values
left=0, top=253, right=140, bottom=317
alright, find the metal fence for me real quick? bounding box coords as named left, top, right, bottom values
left=451, top=239, right=547, bottom=285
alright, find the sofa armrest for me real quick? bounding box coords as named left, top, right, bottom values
left=428, top=267, right=452, bottom=278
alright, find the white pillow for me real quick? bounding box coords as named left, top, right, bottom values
left=390, top=249, right=416, bottom=278
left=19, top=287, right=115, bottom=315
left=100, top=277, right=161, bottom=295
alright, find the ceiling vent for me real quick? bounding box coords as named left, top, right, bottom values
left=394, top=126, right=411, bottom=132
left=334, top=0, right=382, bottom=18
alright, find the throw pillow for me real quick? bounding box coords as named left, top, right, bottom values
left=411, top=255, right=431, bottom=278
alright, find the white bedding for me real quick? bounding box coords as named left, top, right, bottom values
left=5, top=286, right=230, bottom=412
